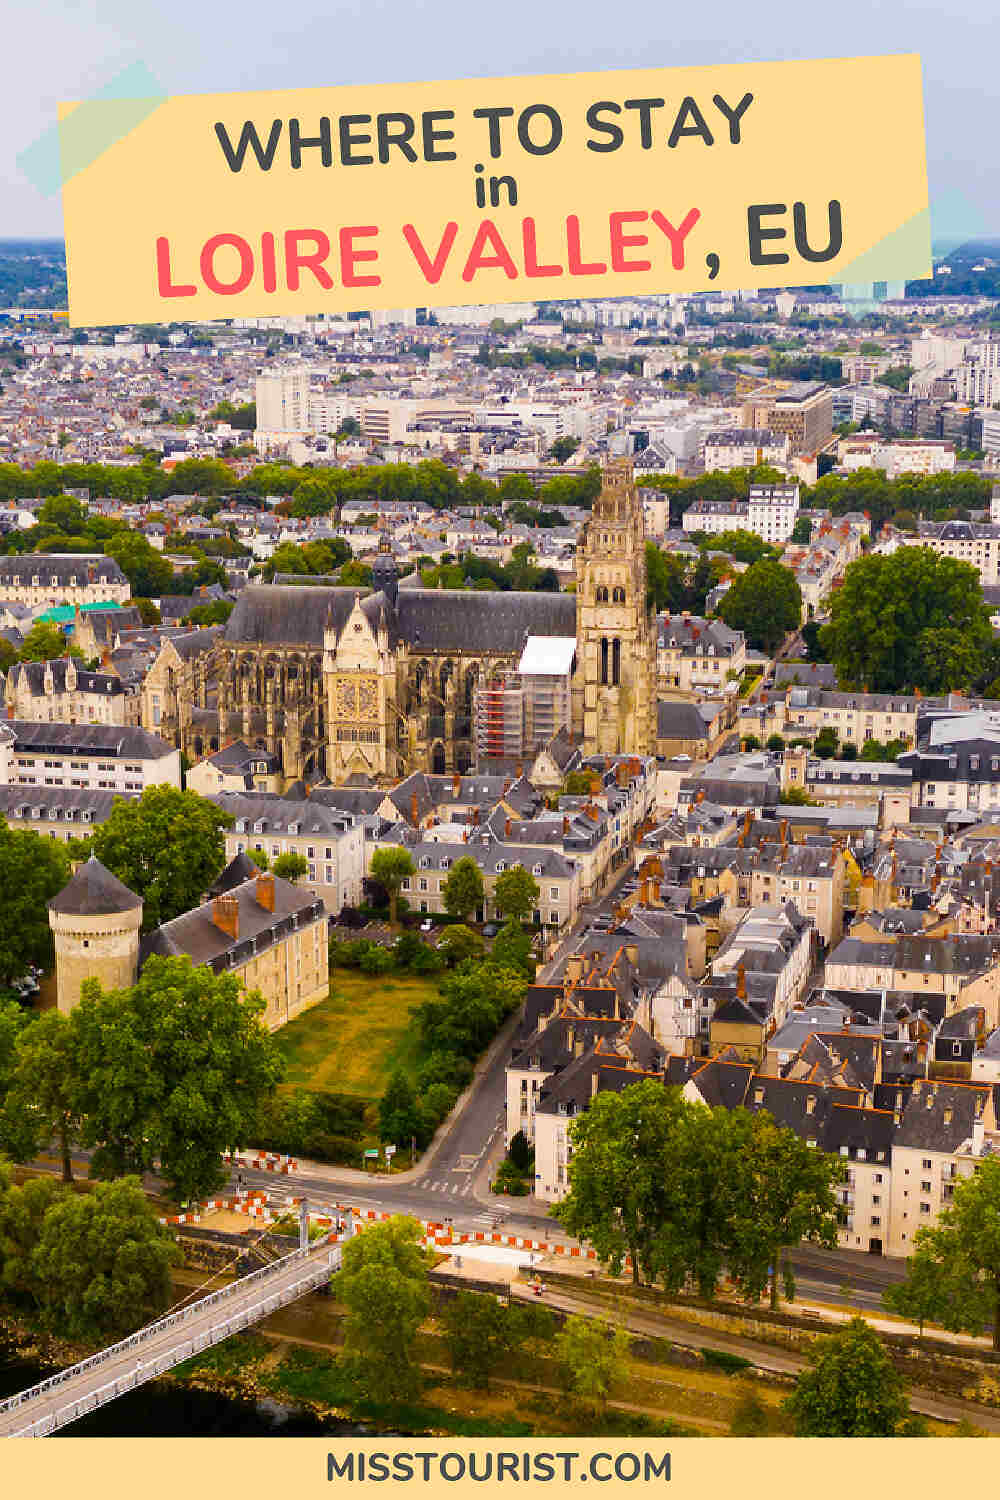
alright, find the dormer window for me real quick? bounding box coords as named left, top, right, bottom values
left=533, top=863, right=543, bottom=876
left=496, top=861, right=506, bottom=873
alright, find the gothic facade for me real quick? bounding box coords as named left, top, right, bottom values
left=152, top=459, right=657, bottom=784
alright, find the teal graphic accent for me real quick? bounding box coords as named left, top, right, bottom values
left=831, top=205, right=932, bottom=284
left=18, top=60, right=165, bottom=196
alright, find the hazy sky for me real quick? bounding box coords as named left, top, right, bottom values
left=3, top=0, right=997, bottom=241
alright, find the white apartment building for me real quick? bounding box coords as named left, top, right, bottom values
left=0, top=722, right=181, bottom=794
left=682, top=484, right=799, bottom=544
left=0, top=554, right=130, bottom=609
left=839, top=436, right=956, bottom=480
left=914, top=520, right=1000, bottom=586
left=703, top=429, right=790, bottom=471
left=214, top=792, right=365, bottom=915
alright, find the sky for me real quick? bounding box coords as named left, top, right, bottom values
left=2, top=0, right=997, bottom=242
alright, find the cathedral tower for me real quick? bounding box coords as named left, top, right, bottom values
left=574, top=458, right=656, bottom=756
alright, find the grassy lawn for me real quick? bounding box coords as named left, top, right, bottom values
left=272, top=969, right=433, bottom=1101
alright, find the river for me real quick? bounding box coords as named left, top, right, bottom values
left=0, top=1338, right=365, bottom=1437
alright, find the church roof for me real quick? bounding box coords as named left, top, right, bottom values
left=396, top=589, right=576, bottom=654
left=48, top=855, right=142, bottom=916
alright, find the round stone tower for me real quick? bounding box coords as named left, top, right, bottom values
left=47, top=855, right=143, bottom=1014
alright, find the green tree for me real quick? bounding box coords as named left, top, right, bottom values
left=493, top=864, right=540, bottom=922
left=17, top=621, right=81, bottom=663
left=272, top=851, right=308, bottom=883
left=90, top=784, right=231, bottom=931
left=72, top=955, right=283, bottom=1201
left=105, top=532, right=174, bottom=596
left=553, top=1315, right=631, bottom=1413
left=725, top=1110, right=843, bottom=1309
left=881, top=1157, right=1000, bottom=1350
left=379, top=1069, right=423, bottom=1149
left=702, top=529, right=777, bottom=564
left=332, top=1215, right=431, bottom=1404
left=813, top=727, right=839, bottom=759
left=30, top=1176, right=179, bottom=1343
left=435, top=924, right=484, bottom=966
left=0, top=819, right=72, bottom=984
left=441, top=1290, right=551, bottom=1390
left=370, top=847, right=416, bottom=929
left=821, top=547, right=991, bottom=694
left=441, top=855, right=485, bottom=920
left=7, top=1010, right=83, bottom=1181
left=718, top=558, right=802, bottom=652
left=246, top=846, right=269, bottom=870
left=0, top=1164, right=63, bottom=1310
left=789, top=515, right=813, bottom=545
left=555, top=1079, right=687, bottom=1285
left=37, top=494, right=87, bottom=532
left=508, top=1129, right=533, bottom=1174
left=784, top=1318, right=908, bottom=1436
left=491, top=918, right=536, bottom=977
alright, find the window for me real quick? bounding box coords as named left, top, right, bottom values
left=922, top=1158, right=932, bottom=1169
left=920, top=1202, right=931, bottom=1214
left=921, top=1180, right=932, bottom=1194
left=550, top=887, right=559, bottom=900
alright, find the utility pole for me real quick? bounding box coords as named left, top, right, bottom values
left=299, top=1197, right=309, bottom=1250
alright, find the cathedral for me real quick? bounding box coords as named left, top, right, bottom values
left=163, top=458, right=657, bottom=785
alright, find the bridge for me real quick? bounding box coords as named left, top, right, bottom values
left=0, top=1228, right=348, bottom=1438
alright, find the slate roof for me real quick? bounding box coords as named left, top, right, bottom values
left=48, top=855, right=142, bottom=916
left=657, top=700, right=712, bottom=741
left=224, top=585, right=368, bottom=647
left=396, top=588, right=576, bottom=654
left=7, top=720, right=174, bottom=759
left=140, top=872, right=325, bottom=973
left=0, top=554, right=126, bottom=586
left=15, top=658, right=126, bottom=697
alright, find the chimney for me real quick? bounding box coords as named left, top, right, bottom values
left=565, top=954, right=584, bottom=986
left=256, top=872, right=275, bottom=912
left=516, top=762, right=523, bottom=778
left=453, top=771, right=461, bottom=798
left=562, top=815, right=570, bottom=836
left=505, top=817, right=512, bottom=837
left=736, top=963, right=747, bottom=1000
left=411, top=790, right=419, bottom=827
left=212, top=894, right=239, bottom=941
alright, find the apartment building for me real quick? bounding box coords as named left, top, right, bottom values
left=839, top=436, right=956, bottom=479
left=702, top=428, right=789, bottom=471
left=0, top=721, right=180, bottom=794
left=899, top=711, right=1000, bottom=815
left=383, top=831, right=582, bottom=931
left=213, top=791, right=365, bottom=915
left=0, top=785, right=133, bottom=842
left=743, top=382, right=833, bottom=456
left=825, top=933, right=1000, bottom=1028
left=656, top=613, right=747, bottom=696
left=742, top=685, right=921, bottom=750
left=5, top=657, right=141, bottom=727
left=681, top=483, right=800, bottom=544
left=914, top=520, right=1000, bottom=586
left=887, top=1078, right=996, bottom=1255
left=0, top=553, right=130, bottom=608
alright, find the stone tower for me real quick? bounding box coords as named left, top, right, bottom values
left=324, top=593, right=402, bottom=783
left=47, top=855, right=143, bottom=1014
left=574, top=457, right=656, bottom=756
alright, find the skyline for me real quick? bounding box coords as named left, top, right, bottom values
left=1, top=2, right=998, bottom=242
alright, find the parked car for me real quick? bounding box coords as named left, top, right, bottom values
left=419, top=918, right=433, bottom=932
left=482, top=921, right=500, bottom=939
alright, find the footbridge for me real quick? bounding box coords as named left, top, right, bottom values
left=0, top=1223, right=349, bottom=1438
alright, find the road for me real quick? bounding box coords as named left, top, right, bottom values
left=512, top=1281, right=1000, bottom=1433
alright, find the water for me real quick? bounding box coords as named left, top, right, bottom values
left=0, top=1339, right=364, bottom=1438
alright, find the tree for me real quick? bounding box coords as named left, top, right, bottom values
left=441, top=856, right=485, bottom=921
left=555, top=1080, right=687, bottom=1285
left=0, top=1164, right=64, bottom=1311
left=547, top=436, right=580, bottom=463
left=725, top=1110, right=843, bottom=1309
left=90, top=784, right=231, bottom=931
left=440, top=1290, right=551, bottom=1390
left=717, top=559, right=802, bottom=652
left=246, top=846, right=269, bottom=870
left=379, top=1069, right=423, bottom=1149
left=493, top=865, right=540, bottom=922
left=272, top=851, right=308, bottom=883
left=789, top=515, right=813, bottom=545
left=7, top=1010, right=83, bottom=1182
left=370, top=847, right=416, bottom=929
left=821, top=548, right=991, bottom=694
left=435, top=924, right=484, bottom=966
left=553, top=1315, right=631, bottom=1413
left=72, top=955, right=283, bottom=1202
left=702, top=529, right=777, bottom=564
left=105, top=532, right=174, bottom=596
left=37, top=494, right=88, bottom=533
left=784, top=1318, right=908, bottom=1436
left=30, top=1176, right=179, bottom=1343
left=17, top=621, right=82, bottom=663
left=491, top=918, right=536, bottom=977
left=882, top=1158, right=1000, bottom=1350
left=332, top=1215, right=431, bottom=1404
left=0, top=818, right=72, bottom=984
left=813, top=727, right=839, bottom=759
left=508, top=1129, right=533, bottom=1174
left=416, top=961, right=526, bottom=1060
